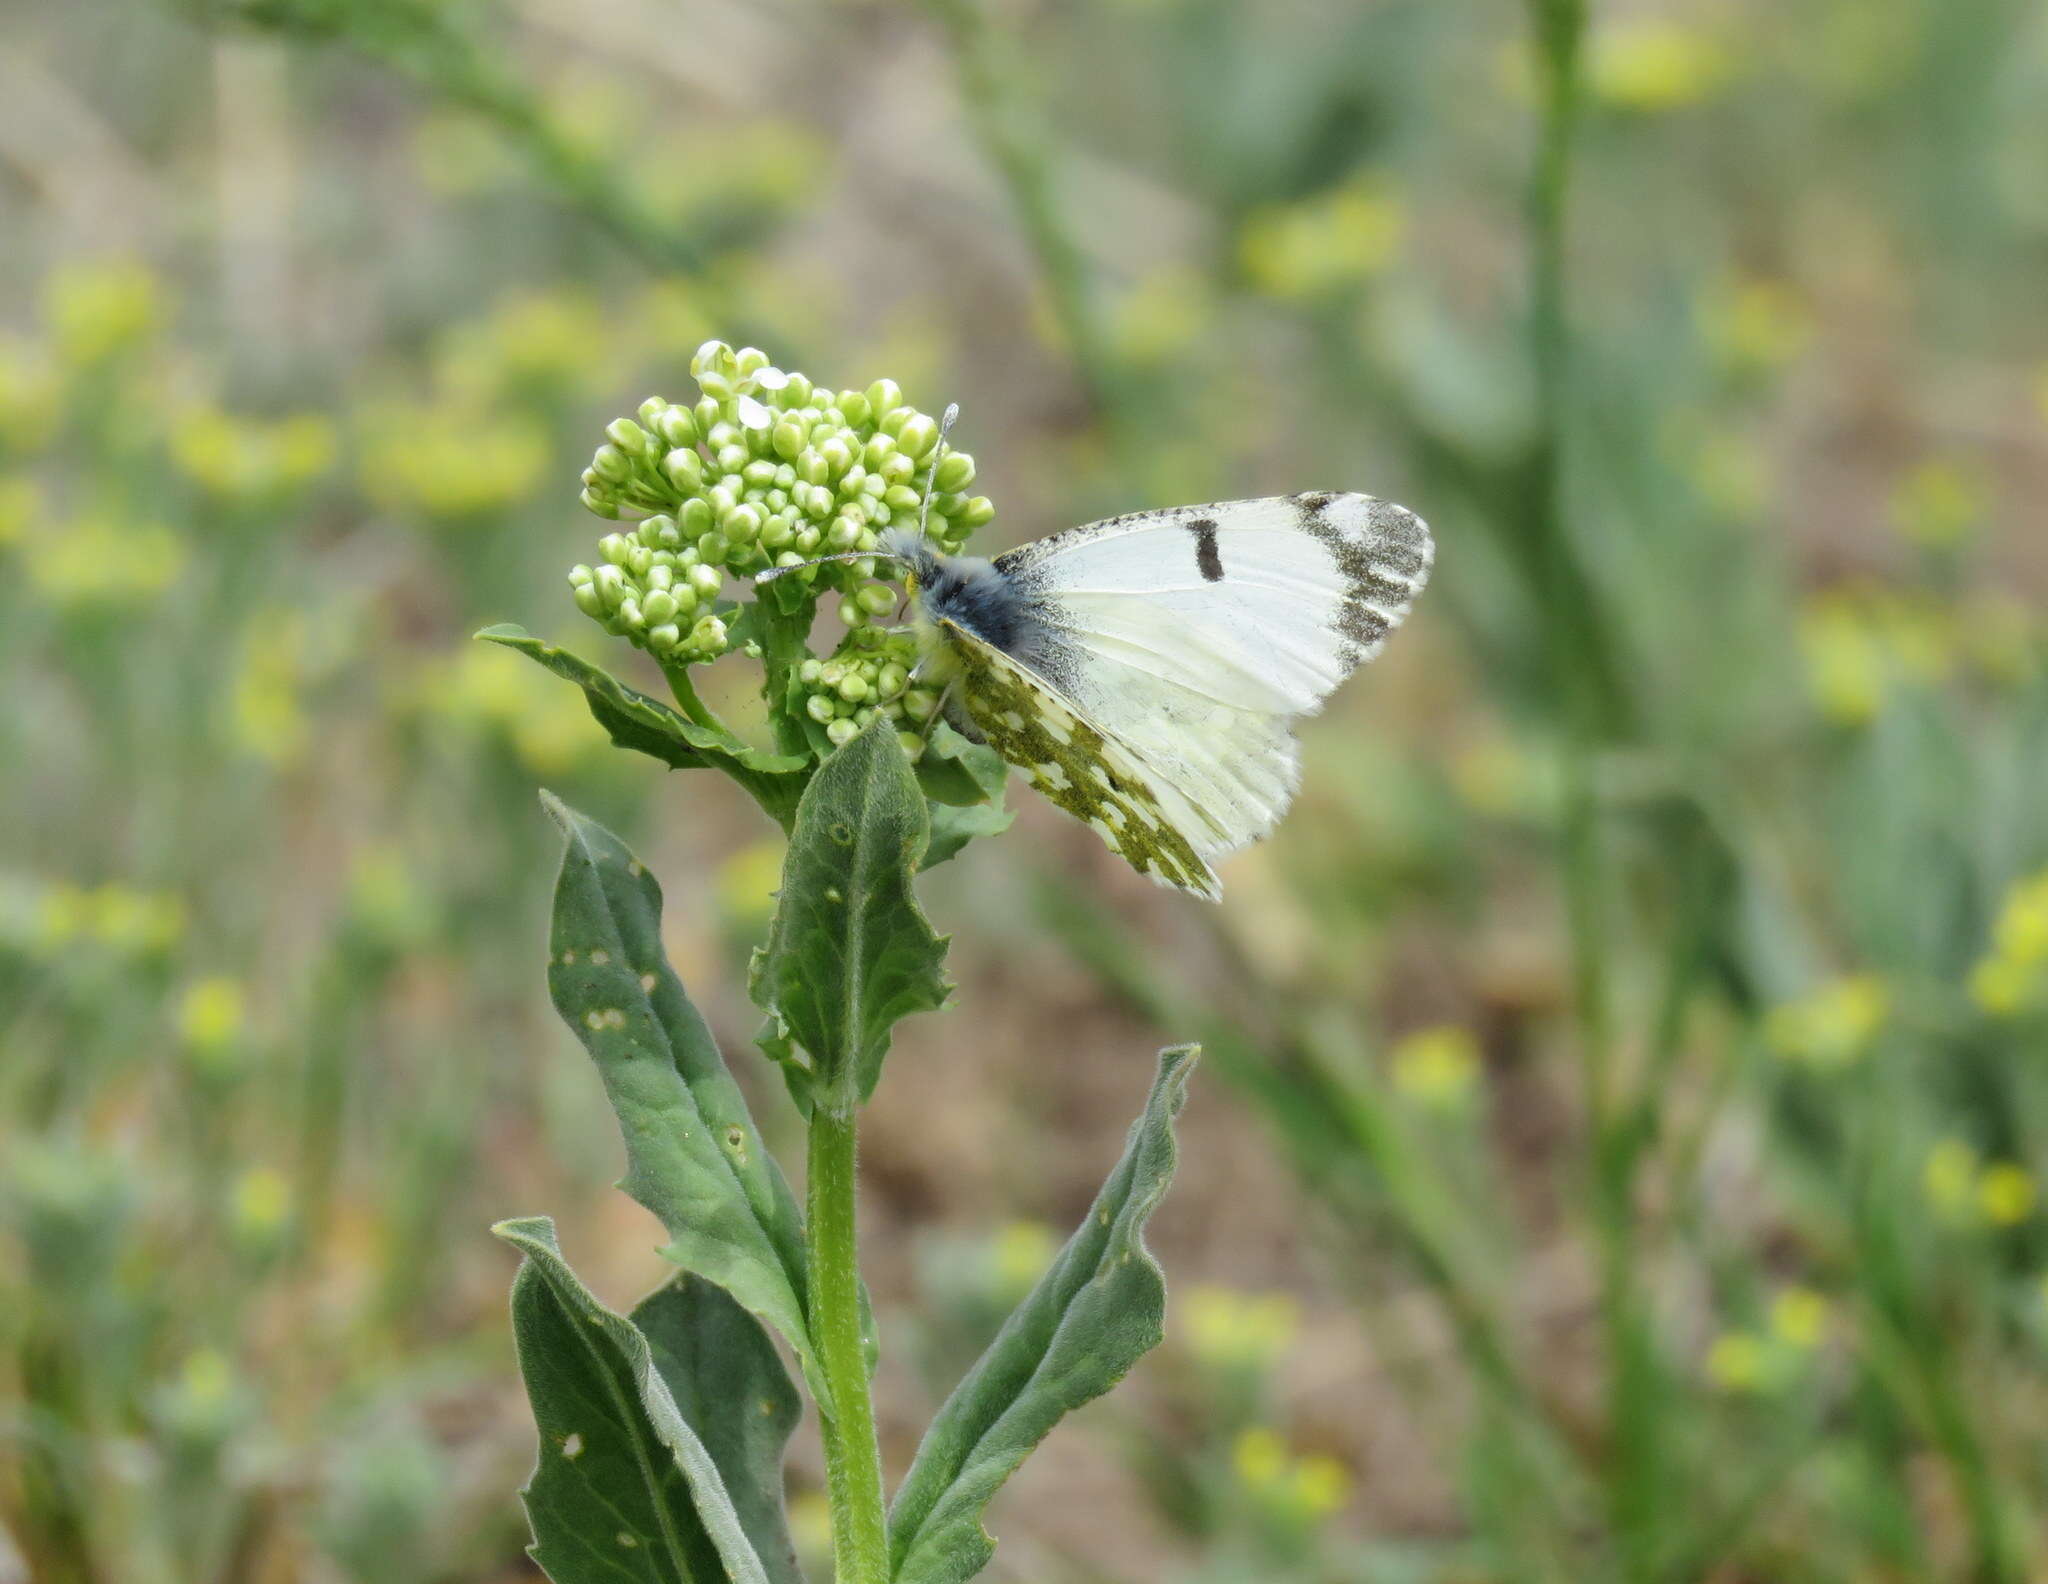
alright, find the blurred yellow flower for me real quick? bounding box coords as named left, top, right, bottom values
left=24, top=515, right=187, bottom=607
left=1924, top=1137, right=1980, bottom=1221
left=1240, top=178, right=1405, bottom=300
left=990, top=1221, right=1057, bottom=1291
left=230, top=1166, right=294, bottom=1246
left=1588, top=20, right=1733, bottom=112
left=0, top=336, right=63, bottom=452
left=358, top=399, right=550, bottom=519
left=1763, top=975, right=1888, bottom=1067
left=171, top=406, right=336, bottom=501
left=1389, top=1024, right=1482, bottom=1107
left=1700, top=278, right=1813, bottom=377
left=1889, top=457, right=1987, bottom=551
left=1183, top=1285, right=1299, bottom=1372
left=1770, top=1287, right=1829, bottom=1349
left=1231, top=1428, right=1350, bottom=1520
left=421, top=643, right=605, bottom=776
left=434, top=290, right=614, bottom=404
left=232, top=614, right=310, bottom=767
left=177, top=977, right=247, bottom=1053
left=1112, top=266, right=1216, bottom=368
left=1798, top=596, right=1888, bottom=726
left=1978, top=1164, right=2037, bottom=1227
left=1970, top=870, right=2048, bottom=1016
left=717, top=838, right=788, bottom=933
left=1705, top=1331, right=1770, bottom=1393
left=43, top=257, right=164, bottom=366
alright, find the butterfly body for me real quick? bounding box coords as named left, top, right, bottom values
left=883, top=490, right=1433, bottom=900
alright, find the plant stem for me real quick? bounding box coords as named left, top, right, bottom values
left=808, top=1104, right=889, bottom=1584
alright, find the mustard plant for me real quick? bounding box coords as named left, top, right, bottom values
left=485, top=341, right=1198, bottom=1584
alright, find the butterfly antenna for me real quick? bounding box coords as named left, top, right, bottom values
left=914, top=402, right=961, bottom=548
left=753, top=549, right=909, bottom=585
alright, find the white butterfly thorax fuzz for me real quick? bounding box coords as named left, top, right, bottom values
left=898, top=492, right=1433, bottom=899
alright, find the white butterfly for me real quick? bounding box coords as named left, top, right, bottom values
left=884, top=491, right=1434, bottom=900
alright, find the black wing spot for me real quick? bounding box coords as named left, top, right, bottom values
left=1187, top=518, right=1224, bottom=582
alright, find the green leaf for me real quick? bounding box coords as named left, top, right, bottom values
left=634, top=1270, right=805, bottom=1582
left=749, top=720, right=951, bottom=1110
left=494, top=1216, right=784, bottom=1584
left=480, top=625, right=808, bottom=825
left=540, top=794, right=822, bottom=1404
left=888, top=1046, right=1199, bottom=1584
left=913, top=721, right=1007, bottom=808
left=921, top=799, right=1015, bottom=872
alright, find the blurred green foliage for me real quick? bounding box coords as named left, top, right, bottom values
left=3, top=0, right=2047, bottom=1578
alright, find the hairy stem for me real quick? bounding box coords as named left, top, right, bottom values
left=808, top=1106, right=889, bottom=1584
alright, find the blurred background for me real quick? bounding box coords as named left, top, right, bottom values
left=4, top=0, right=2047, bottom=1578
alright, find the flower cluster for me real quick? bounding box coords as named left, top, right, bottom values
left=1969, top=869, right=2048, bottom=1016
left=1762, top=974, right=1889, bottom=1067
left=570, top=340, right=992, bottom=666
left=797, top=625, right=943, bottom=751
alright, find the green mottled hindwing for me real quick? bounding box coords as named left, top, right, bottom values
left=933, top=617, right=1222, bottom=900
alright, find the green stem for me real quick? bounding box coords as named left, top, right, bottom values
left=808, top=1105, right=889, bottom=1584
left=658, top=658, right=724, bottom=733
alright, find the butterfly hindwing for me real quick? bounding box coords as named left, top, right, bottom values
left=934, top=616, right=1223, bottom=900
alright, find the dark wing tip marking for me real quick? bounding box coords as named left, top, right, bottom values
left=1186, top=518, right=1224, bottom=583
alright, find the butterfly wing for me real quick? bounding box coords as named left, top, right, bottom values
left=933, top=616, right=1224, bottom=900
left=994, top=491, right=1433, bottom=859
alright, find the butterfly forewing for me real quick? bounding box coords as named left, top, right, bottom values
left=934, top=617, right=1224, bottom=900
left=991, top=492, right=1433, bottom=861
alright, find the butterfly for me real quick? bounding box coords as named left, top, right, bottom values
left=880, top=490, right=1434, bottom=901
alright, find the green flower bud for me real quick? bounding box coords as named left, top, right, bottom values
left=742, top=459, right=778, bottom=488
left=688, top=564, right=722, bottom=597
left=884, top=484, right=922, bottom=513
left=617, top=597, right=645, bottom=630
left=655, top=405, right=699, bottom=448
left=607, top=417, right=652, bottom=456
left=796, top=526, right=822, bottom=553
left=697, top=532, right=730, bottom=565
left=865, top=379, right=903, bottom=419
left=807, top=692, right=839, bottom=724
left=904, top=687, right=938, bottom=718
left=725, top=504, right=762, bottom=542
left=643, top=589, right=679, bottom=624
left=935, top=450, right=976, bottom=491
left=962, top=495, right=996, bottom=527
left=897, top=730, right=925, bottom=759
left=665, top=448, right=705, bottom=491
left=694, top=396, right=721, bottom=433
left=799, top=657, right=824, bottom=683
left=648, top=622, right=682, bottom=651
left=672, top=584, right=700, bottom=617
left=838, top=596, right=864, bottom=627
left=896, top=413, right=939, bottom=459
left=798, top=448, right=829, bottom=486
left=761, top=515, right=794, bottom=549
left=651, top=517, right=683, bottom=549
left=864, top=434, right=898, bottom=469
left=715, top=442, right=748, bottom=474
left=772, top=419, right=805, bottom=461
left=841, top=464, right=868, bottom=497
left=568, top=563, right=595, bottom=587
left=645, top=563, right=674, bottom=591
left=856, top=583, right=896, bottom=616
left=877, top=453, right=913, bottom=487
left=598, top=532, right=632, bottom=564
left=836, top=672, right=870, bottom=703
left=591, top=444, right=632, bottom=483
left=819, top=436, right=853, bottom=477
left=837, top=390, right=871, bottom=428
left=625, top=545, right=654, bottom=577
left=734, top=346, right=770, bottom=377
left=572, top=582, right=605, bottom=617
left=781, top=372, right=813, bottom=407
left=580, top=487, right=618, bottom=518
left=692, top=614, right=728, bottom=649
left=639, top=396, right=668, bottom=427
left=691, top=339, right=734, bottom=379
left=827, top=518, right=861, bottom=551
left=876, top=662, right=907, bottom=697
left=680, top=497, right=713, bottom=535
left=825, top=716, right=859, bottom=746
left=878, top=404, right=910, bottom=439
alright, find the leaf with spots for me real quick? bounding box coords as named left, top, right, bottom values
left=481, top=625, right=809, bottom=826
left=541, top=794, right=823, bottom=1407
left=749, top=719, right=952, bottom=1111
left=495, top=1217, right=788, bottom=1584
left=888, top=1046, right=1198, bottom=1584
